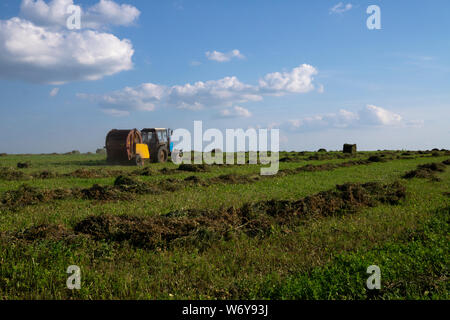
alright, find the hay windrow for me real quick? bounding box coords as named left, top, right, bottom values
left=1, top=156, right=444, bottom=210
left=0, top=184, right=80, bottom=209
left=81, top=175, right=171, bottom=200
left=402, top=162, right=447, bottom=180
left=114, top=175, right=157, bottom=194
left=211, top=173, right=261, bottom=184
left=279, top=158, right=380, bottom=175
left=367, top=155, right=387, bottom=163
left=0, top=152, right=435, bottom=182
left=307, top=153, right=354, bottom=161
left=177, top=164, right=210, bottom=172
left=17, top=224, right=73, bottom=241
left=81, top=184, right=130, bottom=201
left=65, top=168, right=122, bottom=179
left=0, top=166, right=176, bottom=181
left=159, top=168, right=177, bottom=175
left=418, top=162, right=446, bottom=172
left=67, top=181, right=406, bottom=249
left=184, top=175, right=202, bottom=183
left=0, top=167, right=32, bottom=180
left=280, top=156, right=298, bottom=162
left=132, top=167, right=158, bottom=176
left=35, top=170, right=57, bottom=179
left=0, top=176, right=158, bottom=209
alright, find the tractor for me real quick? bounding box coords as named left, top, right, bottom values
left=105, top=128, right=178, bottom=166
left=140, top=128, right=174, bottom=163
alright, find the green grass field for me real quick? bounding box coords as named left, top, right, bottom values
left=0, top=150, right=448, bottom=299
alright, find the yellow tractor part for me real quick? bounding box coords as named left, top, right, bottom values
left=135, top=143, right=150, bottom=166
left=136, top=144, right=150, bottom=159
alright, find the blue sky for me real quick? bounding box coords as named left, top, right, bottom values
left=0, top=0, right=449, bottom=153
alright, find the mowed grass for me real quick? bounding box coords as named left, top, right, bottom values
left=0, top=152, right=448, bottom=299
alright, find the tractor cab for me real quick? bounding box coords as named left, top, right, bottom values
left=141, top=128, right=174, bottom=163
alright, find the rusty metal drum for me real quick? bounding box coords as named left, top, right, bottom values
left=105, top=129, right=143, bottom=163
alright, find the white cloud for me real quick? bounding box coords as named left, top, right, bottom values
left=206, top=49, right=245, bottom=62
left=20, top=0, right=74, bottom=29
left=20, top=0, right=140, bottom=30
left=0, top=1, right=136, bottom=84
left=281, top=105, right=413, bottom=132
left=167, top=76, right=261, bottom=110
left=218, top=106, right=252, bottom=118
left=329, top=2, right=353, bottom=14
left=83, top=76, right=261, bottom=112
left=358, top=104, right=402, bottom=125
left=258, top=64, right=318, bottom=95
left=285, top=109, right=359, bottom=131
left=49, top=87, right=59, bottom=96
left=84, top=0, right=141, bottom=29
left=79, top=64, right=319, bottom=115
left=108, top=83, right=164, bottom=111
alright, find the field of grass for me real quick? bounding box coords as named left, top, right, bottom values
left=0, top=150, right=448, bottom=299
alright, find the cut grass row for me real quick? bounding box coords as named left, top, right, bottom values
left=0, top=156, right=448, bottom=232
left=0, top=151, right=441, bottom=185
left=1, top=156, right=448, bottom=212
left=0, top=155, right=371, bottom=192
left=4, top=181, right=406, bottom=249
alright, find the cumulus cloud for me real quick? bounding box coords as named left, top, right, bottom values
left=90, top=83, right=165, bottom=112
left=82, top=76, right=262, bottom=113
left=259, top=64, right=318, bottom=95
left=83, top=0, right=141, bottom=29
left=79, top=64, right=319, bottom=115
left=358, top=104, right=402, bottom=125
left=218, top=106, right=252, bottom=118
left=166, top=77, right=261, bottom=110
left=281, top=105, right=411, bottom=132
left=0, top=1, right=136, bottom=84
left=285, top=109, right=359, bottom=132
left=20, top=0, right=140, bottom=30
left=206, top=49, right=245, bottom=62
left=329, top=2, right=353, bottom=14
left=0, top=18, right=134, bottom=84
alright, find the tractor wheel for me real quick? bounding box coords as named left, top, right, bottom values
left=157, top=148, right=168, bottom=163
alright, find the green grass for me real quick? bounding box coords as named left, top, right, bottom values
left=0, top=151, right=448, bottom=299
left=255, top=206, right=449, bottom=300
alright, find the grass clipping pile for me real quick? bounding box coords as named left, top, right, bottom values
left=0, top=175, right=180, bottom=210
left=403, top=161, right=448, bottom=181
left=0, top=185, right=79, bottom=209
left=11, top=181, right=406, bottom=249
